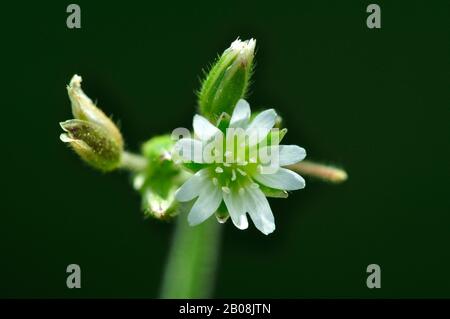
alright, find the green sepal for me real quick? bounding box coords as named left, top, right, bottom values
left=198, top=39, right=255, bottom=121
left=135, top=135, right=189, bottom=219
left=60, top=119, right=122, bottom=172
left=259, top=184, right=289, bottom=198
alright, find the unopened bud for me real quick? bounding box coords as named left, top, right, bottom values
left=61, top=75, right=124, bottom=171
left=60, top=119, right=122, bottom=171
left=198, top=38, right=256, bottom=120
left=67, top=74, right=123, bottom=148
left=134, top=135, right=187, bottom=219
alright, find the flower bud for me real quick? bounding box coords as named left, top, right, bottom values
left=143, top=187, right=178, bottom=220
left=60, top=120, right=122, bottom=171
left=61, top=75, right=124, bottom=171
left=198, top=38, right=255, bottom=120
left=134, top=135, right=188, bottom=219
left=67, top=74, right=123, bottom=148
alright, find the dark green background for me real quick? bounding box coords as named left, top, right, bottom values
left=1, top=1, right=449, bottom=298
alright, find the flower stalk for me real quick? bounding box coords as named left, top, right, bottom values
left=287, top=161, right=348, bottom=184
left=160, top=212, right=222, bottom=298
left=120, top=151, right=148, bottom=172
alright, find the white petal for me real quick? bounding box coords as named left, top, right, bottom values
left=246, top=109, right=277, bottom=145
left=173, top=138, right=204, bottom=163
left=230, top=99, right=251, bottom=128
left=244, top=186, right=275, bottom=235
left=193, top=115, right=221, bottom=141
left=279, top=145, right=306, bottom=166
left=175, top=169, right=209, bottom=202
left=259, top=145, right=306, bottom=167
left=187, top=182, right=222, bottom=226
left=223, top=190, right=248, bottom=230
left=253, top=167, right=305, bottom=191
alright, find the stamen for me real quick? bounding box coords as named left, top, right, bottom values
left=236, top=158, right=248, bottom=166
left=249, top=157, right=257, bottom=163
left=133, top=174, right=145, bottom=189
left=221, top=186, right=231, bottom=194
left=212, top=177, right=218, bottom=186
left=236, top=168, right=247, bottom=176
left=224, top=162, right=231, bottom=167
left=231, top=169, right=237, bottom=181
left=161, top=151, right=172, bottom=161
left=251, top=183, right=259, bottom=189
left=215, top=167, right=224, bottom=173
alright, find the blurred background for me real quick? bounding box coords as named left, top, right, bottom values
left=1, top=1, right=449, bottom=298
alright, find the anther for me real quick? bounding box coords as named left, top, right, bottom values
left=221, top=186, right=231, bottom=194
left=215, top=167, right=224, bottom=173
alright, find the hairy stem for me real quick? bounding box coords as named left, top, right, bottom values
left=120, top=151, right=148, bottom=172
left=160, top=213, right=223, bottom=298
left=288, top=160, right=348, bottom=184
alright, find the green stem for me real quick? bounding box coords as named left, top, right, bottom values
left=160, top=213, right=223, bottom=298
left=120, top=151, right=148, bottom=172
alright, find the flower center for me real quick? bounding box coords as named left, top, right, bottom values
left=210, top=161, right=260, bottom=194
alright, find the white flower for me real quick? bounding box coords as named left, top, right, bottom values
left=173, top=99, right=306, bottom=235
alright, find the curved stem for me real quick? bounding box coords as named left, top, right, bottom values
left=160, top=213, right=223, bottom=298
left=120, top=151, right=148, bottom=172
